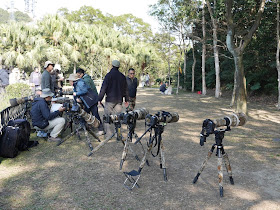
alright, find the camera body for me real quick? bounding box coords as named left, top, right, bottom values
left=145, top=111, right=179, bottom=127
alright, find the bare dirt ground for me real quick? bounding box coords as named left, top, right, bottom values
left=0, top=88, right=279, bottom=209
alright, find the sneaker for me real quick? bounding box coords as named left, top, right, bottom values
left=48, top=136, right=62, bottom=142
left=37, top=131, right=48, bottom=138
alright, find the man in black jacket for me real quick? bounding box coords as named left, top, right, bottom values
left=126, top=68, right=139, bottom=111
left=31, top=88, right=66, bottom=141
left=98, top=60, right=129, bottom=139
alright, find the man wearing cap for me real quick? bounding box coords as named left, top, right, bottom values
left=98, top=60, right=129, bottom=139
left=41, top=61, right=55, bottom=93
left=30, top=88, right=66, bottom=141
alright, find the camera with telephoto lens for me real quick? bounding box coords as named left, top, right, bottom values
left=103, top=108, right=149, bottom=124
left=122, top=108, right=149, bottom=125
left=145, top=111, right=179, bottom=127
left=10, top=95, right=35, bottom=107
left=103, top=113, right=124, bottom=124
left=200, top=113, right=247, bottom=146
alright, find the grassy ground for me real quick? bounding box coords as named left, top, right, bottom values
left=0, top=88, right=279, bottom=209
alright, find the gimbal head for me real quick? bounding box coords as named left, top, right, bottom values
left=200, top=113, right=247, bottom=146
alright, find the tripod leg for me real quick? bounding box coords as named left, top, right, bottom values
left=82, top=126, right=94, bottom=156
left=159, top=143, right=167, bottom=181
left=193, top=144, right=215, bottom=184
left=223, top=153, right=234, bottom=185
left=88, top=131, right=117, bottom=156
left=120, top=138, right=129, bottom=170
left=217, top=147, right=224, bottom=197
left=87, top=128, right=101, bottom=142
left=137, top=144, right=152, bottom=173
left=128, top=145, right=140, bottom=161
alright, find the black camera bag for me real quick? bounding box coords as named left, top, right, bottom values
left=0, top=126, right=21, bottom=158
left=8, top=119, right=31, bottom=151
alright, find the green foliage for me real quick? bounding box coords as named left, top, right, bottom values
left=0, top=8, right=9, bottom=24
left=155, top=78, right=162, bottom=84
left=5, top=83, right=32, bottom=99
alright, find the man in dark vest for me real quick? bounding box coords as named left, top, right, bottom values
left=98, top=60, right=129, bottom=139
left=126, top=68, right=139, bottom=111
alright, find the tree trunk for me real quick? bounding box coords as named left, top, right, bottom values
left=183, top=49, right=187, bottom=89
left=73, top=63, right=76, bottom=74
left=226, top=0, right=265, bottom=114
left=206, top=0, right=221, bottom=98
left=192, top=42, right=196, bottom=93
left=177, top=62, right=180, bottom=95
left=202, top=0, right=207, bottom=95
left=277, top=0, right=280, bottom=109
left=233, top=54, right=247, bottom=113
left=168, top=34, right=171, bottom=85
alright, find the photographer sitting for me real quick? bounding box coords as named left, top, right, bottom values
left=159, top=82, right=167, bottom=94
left=31, top=88, right=66, bottom=142
left=67, top=74, right=103, bottom=135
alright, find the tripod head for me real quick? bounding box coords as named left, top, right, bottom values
left=200, top=113, right=247, bottom=146
left=135, top=111, right=179, bottom=145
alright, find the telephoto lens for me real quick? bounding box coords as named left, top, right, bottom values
left=9, top=95, right=34, bottom=107
left=133, top=108, right=149, bottom=120
left=213, top=113, right=247, bottom=128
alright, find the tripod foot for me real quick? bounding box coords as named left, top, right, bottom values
left=193, top=173, right=201, bottom=184
left=135, top=155, right=140, bottom=161
left=88, top=151, right=93, bottom=157
left=146, top=159, right=150, bottom=166
left=120, top=159, right=124, bottom=170
left=160, top=163, right=162, bottom=169
left=220, top=186, right=224, bottom=197
left=163, top=168, right=168, bottom=181
left=229, top=176, right=234, bottom=185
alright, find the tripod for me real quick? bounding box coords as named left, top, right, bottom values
left=123, top=124, right=167, bottom=190
left=193, top=129, right=234, bottom=197
left=88, top=120, right=140, bottom=163
left=57, top=112, right=101, bottom=156
left=119, top=119, right=142, bottom=170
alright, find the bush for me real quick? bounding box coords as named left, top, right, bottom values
left=0, top=83, right=32, bottom=111
left=5, top=83, right=32, bottom=99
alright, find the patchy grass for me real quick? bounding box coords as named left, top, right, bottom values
left=0, top=89, right=280, bottom=209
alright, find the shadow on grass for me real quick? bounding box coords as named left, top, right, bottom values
left=0, top=89, right=280, bottom=209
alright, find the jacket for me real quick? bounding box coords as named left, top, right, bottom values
left=30, top=97, right=60, bottom=129
left=82, top=74, right=98, bottom=94
left=41, top=70, right=54, bottom=93
left=126, top=76, right=138, bottom=98
left=98, top=67, right=129, bottom=103
left=74, top=79, right=98, bottom=108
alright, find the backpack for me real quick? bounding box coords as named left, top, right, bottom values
left=0, top=126, right=21, bottom=158
left=0, top=119, right=32, bottom=158
left=8, top=119, right=31, bottom=151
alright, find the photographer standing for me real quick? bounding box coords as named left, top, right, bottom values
left=67, top=74, right=104, bottom=135
left=41, top=61, right=55, bottom=93
left=126, top=68, right=139, bottom=111
left=98, top=60, right=129, bottom=139
left=31, top=88, right=66, bottom=142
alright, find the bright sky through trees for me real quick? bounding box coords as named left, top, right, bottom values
left=0, top=0, right=159, bottom=31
